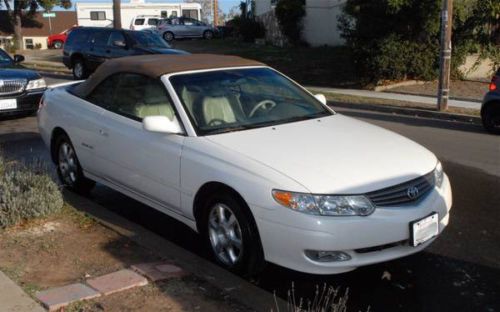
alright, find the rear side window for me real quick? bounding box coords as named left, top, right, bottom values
left=87, top=75, right=120, bottom=108
left=65, top=29, right=89, bottom=47
left=107, top=31, right=126, bottom=46
left=134, top=18, right=145, bottom=25
left=148, top=18, right=158, bottom=26
left=90, top=11, right=106, bottom=21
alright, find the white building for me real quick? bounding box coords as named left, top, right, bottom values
left=76, top=1, right=202, bottom=29
left=255, top=0, right=346, bottom=46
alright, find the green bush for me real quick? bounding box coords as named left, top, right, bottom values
left=275, top=0, right=306, bottom=46
left=0, top=159, right=63, bottom=228
left=339, top=0, right=500, bottom=84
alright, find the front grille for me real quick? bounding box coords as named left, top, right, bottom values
left=0, top=79, right=27, bottom=96
left=355, top=240, right=408, bottom=253
left=366, top=171, right=435, bottom=207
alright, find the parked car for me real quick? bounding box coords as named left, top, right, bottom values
left=156, top=17, right=217, bottom=42
left=0, top=49, right=46, bottom=116
left=130, top=15, right=161, bottom=31
left=38, top=54, right=452, bottom=275
left=63, top=27, right=188, bottom=80
left=481, top=67, right=500, bottom=134
left=47, top=27, right=76, bottom=49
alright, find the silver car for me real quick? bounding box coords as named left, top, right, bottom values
left=156, top=17, right=216, bottom=42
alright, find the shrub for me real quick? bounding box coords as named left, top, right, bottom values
left=339, top=0, right=500, bottom=84
left=233, top=16, right=266, bottom=42
left=0, top=158, right=63, bottom=228
left=273, top=283, right=350, bottom=312
left=275, top=0, right=306, bottom=46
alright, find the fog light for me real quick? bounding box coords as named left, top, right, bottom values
left=305, top=250, right=351, bottom=262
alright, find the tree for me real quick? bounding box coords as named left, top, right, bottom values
left=274, top=0, right=305, bottom=46
left=1, top=0, right=71, bottom=50
left=113, top=0, right=121, bottom=29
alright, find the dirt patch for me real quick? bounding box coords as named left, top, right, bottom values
left=387, top=80, right=489, bottom=101
left=0, top=204, right=252, bottom=311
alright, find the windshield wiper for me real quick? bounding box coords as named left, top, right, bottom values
left=204, top=125, right=252, bottom=135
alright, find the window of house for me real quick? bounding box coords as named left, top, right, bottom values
left=90, top=11, right=106, bottom=21
left=24, top=39, right=34, bottom=49
left=161, top=11, right=168, bottom=18
left=170, top=11, right=178, bottom=18
left=182, top=9, right=198, bottom=19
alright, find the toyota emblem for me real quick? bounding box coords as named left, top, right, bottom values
left=407, top=186, right=419, bottom=199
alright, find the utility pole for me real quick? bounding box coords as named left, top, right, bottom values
left=113, top=0, right=122, bottom=29
left=437, top=0, right=453, bottom=111
left=213, top=0, right=218, bottom=26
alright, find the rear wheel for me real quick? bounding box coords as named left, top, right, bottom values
left=201, top=192, right=265, bottom=276
left=482, top=104, right=500, bottom=134
left=203, top=30, right=214, bottom=40
left=53, top=40, right=63, bottom=49
left=72, top=58, right=88, bottom=80
left=163, top=31, right=174, bottom=42
left=55, top=134, right=95, bottom=194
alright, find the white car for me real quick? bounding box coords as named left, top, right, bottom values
left=38, top=54, right=452, bottom=275
left=130, top=15, right=161, bottom=31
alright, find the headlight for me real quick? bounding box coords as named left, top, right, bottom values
left=272, top=190, right=375, bottom=216
left=26, top=78, right=46, bottom=90
left=434, top=161, right=444, bottom=188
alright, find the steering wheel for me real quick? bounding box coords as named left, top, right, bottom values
left=249, top=100, right=277, bottom=117
left=207, top=118, right=227, bottom=127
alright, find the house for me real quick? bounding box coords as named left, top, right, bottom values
left=255, top=0, right=346, bottom=46
left=75, top=1, right=202, bottom=29
left=0, top=11, right=77, bottom=50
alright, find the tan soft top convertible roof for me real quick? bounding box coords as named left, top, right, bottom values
left=72, top=54, right=265, bottom=98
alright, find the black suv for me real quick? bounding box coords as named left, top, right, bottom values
left=63, top=27, right=188, bottom=79
left=0, top=49, right=46, bottom=116
left=481, top=68, right=500, bottom=134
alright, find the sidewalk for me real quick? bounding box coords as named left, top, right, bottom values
left=307, top=86, right=482, bottom=110
left=0, top=271, right=45, bottom=312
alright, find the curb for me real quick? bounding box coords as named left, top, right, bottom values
left=329, top=101, right=482, bottom=125
left=63, top=191, right=285, bottom=312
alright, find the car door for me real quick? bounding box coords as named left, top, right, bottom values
left=87, top=30, right=111, bottom=71
left=95, top=73, right=185, bottom=212
left=182, top=18, right=199, bottom=37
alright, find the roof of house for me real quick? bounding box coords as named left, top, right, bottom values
left=0, top=11, right=77, bottom=37
left=73, top=54, right=265, bottom=97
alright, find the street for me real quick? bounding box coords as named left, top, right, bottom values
left=1, top=101, right=498, bottom=311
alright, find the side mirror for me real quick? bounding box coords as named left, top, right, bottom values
left=13, top=54, right=25, bottom=63
left=315, top=93, right=327, bottom=105
left=143, top=116, right=183, bottom=134
left=113, top=40, right=127, bottom=48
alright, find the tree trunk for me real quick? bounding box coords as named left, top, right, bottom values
left=113, top=0, right=121, bottom=29
left=14, top=12, right=22, bottom=50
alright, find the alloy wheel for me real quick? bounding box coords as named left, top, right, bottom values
left=58, top=142, right=78, bottom=185
left=74, top=62, right=83, bottom=79
left=208, top=203, right=244, bottom=266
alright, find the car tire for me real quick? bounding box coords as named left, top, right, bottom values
left=200, top=192, right=265, bottom=276
left=72, top=58, right=89, bottom=80
left=203, top=30, right=214, bottom=40
left=482, top=104, right=500, bottom=134
left=53, top=40, right=63, bottom=49
left=163, top=31, right=174, bottom=42
left=55, top=134, right=95, bottom=194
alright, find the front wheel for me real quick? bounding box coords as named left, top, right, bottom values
left=202, top=193, right=265, bottom=276
left=203, top=30, right=214, bottom=40
left=55, top=134, right=95, bottom=194
left=163, top=31, right=174, bottom=42
left=72, top=58, right=88, bottom=80
left=53, top=40, right=63, bottom=49
left=482, top=104, right=500, bottom=134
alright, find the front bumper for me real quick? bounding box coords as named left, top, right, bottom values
left=254, top=174, right=452, bottom=274
left=0, top=90, right=44, bottom=116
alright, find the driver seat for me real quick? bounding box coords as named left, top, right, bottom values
left=202, top=96, right=237, bottom=126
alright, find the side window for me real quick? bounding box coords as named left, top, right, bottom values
left=148, top=18, right=158, bottom=26
left=91, top=31, right=110, bottom=46
left=87, top=75, right=120, bottom=108
left=107, top=31, right=125, bottom=46
left=134, top=18, right=145, bottom=25
left=110, top=74, right=177, bottom=121
left=183, top=18, right=194, bottom=26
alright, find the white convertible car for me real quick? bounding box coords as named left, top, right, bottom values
left=38, top=54, right=452, bottom=275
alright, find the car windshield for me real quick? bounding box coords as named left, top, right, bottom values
left=0, top=49, right=12, bottom=63
left=128, top=31, right=170, bottom=48
left=170, top=68, right=332, bottom=135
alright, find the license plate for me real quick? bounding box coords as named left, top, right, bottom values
left=410, top=213, right=439, bottom=247
left=0, top=99, right=17, bottom=110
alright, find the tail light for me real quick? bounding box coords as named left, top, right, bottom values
left=490, top=76, right=498, bottom=92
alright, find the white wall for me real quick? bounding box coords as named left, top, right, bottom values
left=76, top=2, right=201, bottom=29
left=255, top=0, right=346, bottom=47
left=23, top=36, right=48, bottom=50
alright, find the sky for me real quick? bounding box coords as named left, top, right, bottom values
left=53, top=0, right=240, bottom=14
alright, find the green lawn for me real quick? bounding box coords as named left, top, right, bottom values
left=172, top=39, right=359, bottom=88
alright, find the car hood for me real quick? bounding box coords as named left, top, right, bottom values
left=0, top=66, right=41, bottom=80
left=205, top=114, right=437, bottom=194
left=135, top=47, right=190, bottom=55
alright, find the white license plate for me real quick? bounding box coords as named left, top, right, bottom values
left=410, top=213, right=439, bottom=247
left=0, top=99, right=17, bottom=110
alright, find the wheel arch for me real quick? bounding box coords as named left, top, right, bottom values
left=70, top=53, right=84, bottom=67
left=50, top=127, right=69, bottom=163
left=481, top=99, right=500, bottom=117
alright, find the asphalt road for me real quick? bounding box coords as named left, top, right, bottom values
left=1, top=106, right=499, bottom=311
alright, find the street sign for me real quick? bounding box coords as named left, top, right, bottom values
left=42, top=12, right=56, bottom=18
